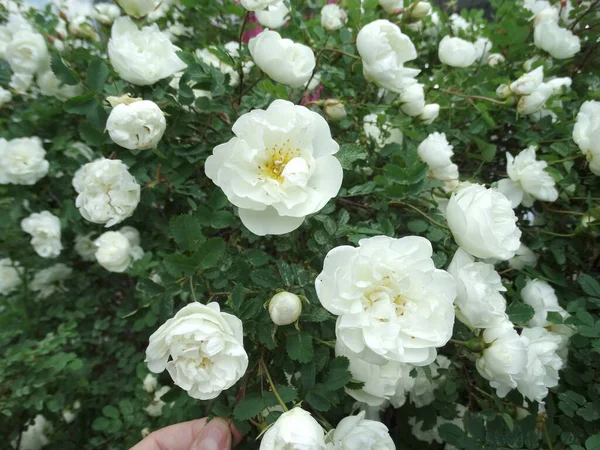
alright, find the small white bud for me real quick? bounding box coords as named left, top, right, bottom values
left=324, top=99, right=347, bottom=121
left=268, top=291, right=302, bottom=326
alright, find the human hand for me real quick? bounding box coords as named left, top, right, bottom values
left=130, top=417, right=243, bottom=450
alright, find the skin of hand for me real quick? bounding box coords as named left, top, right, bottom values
left=130, top=417, right=243, bottom=450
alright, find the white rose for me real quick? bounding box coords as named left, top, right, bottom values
left=521, top=279, right=566, bottom=327
left=438, top=36, right=477, bottom=68
left=68, top=16, right=99, bottom=41
left=143, top=373, right=158, bottom=392
left=37, top=70, right=84, bottom=101
left=496, top=84, right=512, bottom=99
left=73, top=158, right=141, bottom=227
left=316, top=236, right=456, bottom=365
left=321, top=4, right=347, bottom=31
left=487, top=53, right=505, bottom=66
left=324, top=99, right=347, bottom=121
left=447, top=248, right=507, bottom=329
left=446, top=183, right=521, bottom=260
left=534, top=21, right=580, bottom=59
left=108, top=17, right=187, bottom=86
left=0, top=258, right=23, bottom=296
left=115, top=0, right=159, bottom=18
left=508, top=243, right=537, bottom=270
left=249, top=30, right=315, bottom=88
left=145, top=385, right=171, bottom=417
left=94, top=3, right=121, bottom=25
left=260, top=407, right=326, bottom=450
left=418, top=103, right=440, bottom=124
left=256, top=2, right=290, bottom=29
left=509, top=66, right=544, bottom=95
left=449, top=13, right=470, bottom=34
left=517, top=83, right=553, bottom=115
left=399, top=83, right=425, bottom=117
left=0, top=137, right=49, bottom=185
left=21, top=211, right=62, bottom=259
left=30, top=263, right=72, bottom=298
left=417, top=132, right=459, bottom=181
left=18, top=415, right=51, bottom=450
left=337, top=341, right=413, bottom=408
left=378, top=0, right=402, bottom=14
left=517, top=327, right=563, bottom=403
left=5, top=28, right=49, bottom=75
left=409, top=354, right=451, bottom=408
left=196, top=48, right=240, bottom=87
left=476, top=319, right=527, bottom=397
left=356, top=20, right=419, bottom=93
left=94, top=227, right=143, bottom=273
left=573, top=100, right=600, bottom=175
left=106, top=100, right=166, bottom=150
left=0, top=87, right=12, bottom=107
left=146, top=302, right=248, bottom=400
left=325, top=411, right=395, bottom=450
left=546, top=76, right=572, bottom=94
left=533, top=6, right=559, bottom=26
left=497, top=146, right=558, bottom=208
left=269, top=291, right=302, bottom=326
left=408, top=1, right=431, bottom=21
left=74, top=233, right=97, bottom=261
left=62, top=401, right=81, bottom=424
left=473, top=37, right=492, bottom=61
left=205, top=100, right=342, bottom=236
left=363, top=113, right=403, bottom=148
left=240, top=0, right=282, bottom=11
left=10, top=72, right=34, bottom=93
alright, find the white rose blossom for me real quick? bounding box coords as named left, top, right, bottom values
left=573, top=100, right=600, bottom=175
left=321, top=4, right=347, bottom=31
left=517, top=327, right=563, bottom=403
left=517, top=83, right=553, bottom=115
left=449, top=13, right=470, bottom=34
left=418, top=103, right=440, bottom=124
left=496, top=146, right=558, bottom=208
left=399, top=83, right=425, bottom=117
left=409, top=1, right=431, bottom=21
left=417, top=132, right=459, bottom=181
left=196, top=48, right=240, bottom=87
left=447, top=248, right=507, bottom=329
left=487, top=52, right=505, bottom=66
left=473, top=37, right=492, bottom=62
left=115, top=0, right=159, bottom=19
left=10, top=72, right=34, bottom=93
left=509, top=66, right=544, bottom=95
left=30, top=263, right=72, bottom=298
left=72, top=158, right=141, bottom=227
left=108, top=17, right=187, bottom=86
left=74, top=234, right=97, bottom=261
left=534, top=21, right=580, bottom=60
left=547, top=77, right=572, bottom=94
left=269, top=291, right=303, bottom=326
left=21, top=211, right=62, bottom=259
left=438, top=36, right=477, bottom=68
left=356, top=20, right=419, bottom=93
left=145, top=385, right=171, bottom=417
left=0, top=87, right=12, bottom=107
left=363, top=113, right=403, bottom=148
left=5, top=28, right=49, bottom=75
left=17, top=415, right=52, bottom=450
left=256, top=2, right=290, bottom=29
left=533, top=6, right=559, bottom=26
left=508, top=243, right=537, bottom=270
left=325, top=411, right=395, bottom=450
left=146, top=302, right=248, bottom=400
left=446, top=183, right=521, bottom=260
left=205, top=100, right=342, bottom=236
left=378, top=0, right=402, bottom=14
left=0, top=258, right=23, bottom=296
left=94, top=3, right=121, bottom=25
left=0, top=137, right=49, bottom=186
left=106, top=100, right=166, bottom=150
left=409, top=355, right=451, bottom=408
left=249, top=30, right=315, bottom=88
left=521, top=279, right=567, bottom=327
left=143, top=373, right=158, bottom=393
left=317, top=236, right=457, bottom=365
left=240, top=0, right=282, bottom=11
left=94, top=227, right=143, bottom=273
left=259, top=407, right=326, bottom=450
left=476, top=319, right=527, bottom=397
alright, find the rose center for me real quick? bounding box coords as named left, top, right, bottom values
left=259, top=140, right=301, bottom=183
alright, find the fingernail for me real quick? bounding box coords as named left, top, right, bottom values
left=195, top=418, right=232, bottom=450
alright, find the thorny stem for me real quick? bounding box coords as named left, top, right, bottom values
left=543, top=418, right=554, bottom=450
left=547, top=155, right=584, bottom=165
left=389, top=201, right=449, bottom=229
left=189, top=276, right=197, bottom=302
left=442, top=89, right=508, bottom=105
left=260, top=359, right=289, bottom=412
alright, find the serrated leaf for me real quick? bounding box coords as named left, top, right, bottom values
left=286, top=330, right=313, bottom=363
left=586, top=434, right=600, bottom=450
left=211, top=210, right=234, bottom=229
left=87, top=58, right=109, bottom=93
left=64, top=93, right=97, bottom=115
left=578, top=273, right=600, bottom=299
left=51, top=53, right=79, bottom=85
left=163, top=254, right=197, bottom=277
left=276, top=260, right=295, bottom=286
left=233, top=394, right=265, bottom=421
left=336, top=144, right=367, bottom=170
left=195, top=237, right=226, bottom=270
left=438, top=423, right=465, bottom=445
left=230, top=284, right=245, bottom=310
left=264, top=386, right=296, bottom=407
left=212, top=403, right=232, bottom=418
left=170, top=215, right=205, bottom=252
left=102, top=405, right=120, bottom=419
left=251, top=268, right=280, bottom=288
left=305, top=384, right=331, bottom=411
left=507, top=302, right=535, bottom=324
left=323, top=357, right=351, bottom=390
left=245, top=249, right=270, bottom=266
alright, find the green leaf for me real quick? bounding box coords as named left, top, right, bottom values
left=251, top=268, right=280, bottom=288
left=407, top=220, right=428, bottom=233
left=276, top=260, right=295, bottom=286
left=64, top=93, right=97, bottom=115
left=438, top=423, right=465, bottom=445
left=305, top=384, right=331, bottom=411
left=87, top=58, right=109, bottom=93
left=245, top=249, right=270, bottom=266
left=323, top=357, right=351, bottom=390
left=170, top=215, right=205, bottom=252
left=51, top=53, right=79, bottom=85
left=231, top=284, right=245, bottom=310
left=586, top=434, right=600, bottom=450
left=286, top=330, right=313, bottom=363
left=579, top=273, right=600, bottom=298
left=163, top=254, right=197, bottom=277
left=92, top=417, right=110, bottom=431
left=336, top=144, right=368, bottom=170
left=233, top=393, right=265, bottom=421
left=212, top=403, right=232, bottom=418
left=474, top=137, right=497, bottom=162
left=211, top=210, right=234, bottom=229
left=507, top=302, right=535, bottom=324
left=102, top=405, right=120, bottom=419
left=195, top=238, right=226, bottom=270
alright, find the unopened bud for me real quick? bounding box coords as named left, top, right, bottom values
left=268, top=291, right=302, bottom=326
left=408, top=1, right=431, bottom=21
left=323, top=99, right=347, bottom=121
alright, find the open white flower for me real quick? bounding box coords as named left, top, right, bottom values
left=517, top=83, right=553, bottom=115
left=106, top=100, right=166, bottom=150
left=18, top=415, right=52, bottom=450
left=378, top=0, right=402, bottom=14
left=94, top=227, right=143, bottom=273
left=73, top=158, right=141, bottom=227
left=256, top=2, right=290, bottom=29
left=417, top=132, right=458, bottom=181
left=240, top=0, right=282, bottom=11
left=115, top=0, right=159, bottom=18
left=260, top=407, right=326, bottom=450
left=547, top=77, right=572, bottom=94
left=325, top=411, right=395, bottom=450
left=0, top=137, right=49, bottom=186
left=438, top=36, right=477, bottom=67
left=476, top=319, right=527, bottom=397
left=517, top=327, right=563, bottom=403
left=5, top=28, right=49, bottom=75
left=446, top=183, right=521, bottom=260
left=473, top=37, right=492, bottom=61
left=418, top=103, right=440, bottom=124
left=510, top=66, right=544, bottom=95
left=0, top=258, right=23, bottom=296
left=534, top=21, right=580, bottom=60
left=356, top=20, right=419, bottom=93
left=316, top=236, right=456, bottom=365
left=249, top=30, right=315, bottom=88
left=30, top=263, right=72, bottom=298
left=496, top=146, right=558, bottom=207
left=573, top=100, right=600, bottom=175
left=508, top=243, right=537, bottom=270
left=321, top=4, right=347, bottom=31
left=108, top=17, right=187, bottom=86
left=94, top=3, right=121, bottom=25
left=521, top=279, right=566, bottom=327
left=399, top=83, right=425, bottom=117
left=205, top=100, right=342, bottom=236
left=409, top=355, right=451, bottom=408
left=448, top=249, right=507, bottom=329
left=21, top=211, right=62, bottom=259
left=146, top=302, right=248, bottom=400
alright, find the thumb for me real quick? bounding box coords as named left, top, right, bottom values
left=189, top=418, right=232, bottom=450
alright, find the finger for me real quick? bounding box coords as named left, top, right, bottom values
left=189, top=417, right=232, bottom=450
left=130, top=418, right=208, bottom=450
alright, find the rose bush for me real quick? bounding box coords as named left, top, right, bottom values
left=1, top=0, right=599, bottom=449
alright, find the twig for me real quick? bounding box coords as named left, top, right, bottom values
left=543, top=418, right=554, bottom=450
left=569, top=0, right=600, bottom=30
left=236, top=11, right=250, bottom=104
left=321, top=47, right=360, bottom=60
left=442, top=89, right=507, bottom=105
left=260, top=359, right=289, bottom=412
left=389, top=201, right=449, bottom=229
